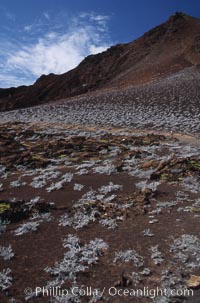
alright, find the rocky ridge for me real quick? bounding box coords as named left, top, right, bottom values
left=0, top=12, right=199, bottom=111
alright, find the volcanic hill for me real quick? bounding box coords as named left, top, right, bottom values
left=1, top=12, right=200, bottom=303
left=0, top=11, right=200, bottom=111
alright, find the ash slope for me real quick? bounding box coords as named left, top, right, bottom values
left=1, top=65, right=200, bottom=135
left=0, top=11, right=200, bottom=111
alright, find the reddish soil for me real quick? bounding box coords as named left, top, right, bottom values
left=0, top=123, right=200, bottom=303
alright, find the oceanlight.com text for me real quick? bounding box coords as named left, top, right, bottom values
left=24, top=285, right=194, bottom=299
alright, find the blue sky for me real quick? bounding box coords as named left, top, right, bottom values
left=0, top=0, right=199, bottom=88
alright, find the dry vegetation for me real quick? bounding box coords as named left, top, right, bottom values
left=0, top=119, right=200, bottom=302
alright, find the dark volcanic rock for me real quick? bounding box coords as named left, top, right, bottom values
left=0, top=12, right=200, bottom=111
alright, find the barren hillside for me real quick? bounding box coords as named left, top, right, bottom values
left=0, top=11, right=200, bottom=303
left=0, top=12, right=199, bottom=111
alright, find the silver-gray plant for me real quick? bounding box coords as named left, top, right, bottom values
left=114, top=249, right=144, bottom=267
left=0, top=268, right=12, bottom=290
left=0, top=245, right=14, bottom=260
left=150, top=245, right=164, bottom=265
left=45, top=235, right=108, bottom=286
left=14, top=221, right=39, bottom=236
left=170, top=234, right=200, bottom=269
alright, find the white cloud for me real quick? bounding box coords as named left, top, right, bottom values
left=7, top=28, right=109, bottom=77
left=79, top=12, right=110, bottom=33
left=0, top=12, right=111, bottom=87
left=44, top=12, right=50, bottom=20
left=5, top=12, right=15, bottom=22
left=0, top=74, right=30, bottom=88
left=90, top=14, right=109, bottom=23
left=24, top=25, right=33, bottom=32
left=89, top=45, right=108, bottom=54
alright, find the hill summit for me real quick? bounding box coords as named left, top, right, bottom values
left=0, top=12, right=199, bottom=111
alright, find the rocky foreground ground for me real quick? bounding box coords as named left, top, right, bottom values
left=0, top=122, right=200, bottom=303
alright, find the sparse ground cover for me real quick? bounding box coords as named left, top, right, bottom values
left=0, top=122, right=200, bottom=303
left=1, top=66, right=200, bottom=135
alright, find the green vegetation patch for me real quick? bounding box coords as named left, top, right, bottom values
left=188, top=160, right=200, bottom=170
left=0, top=203, right=11, bottom=214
